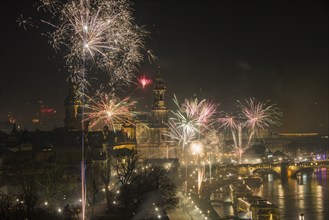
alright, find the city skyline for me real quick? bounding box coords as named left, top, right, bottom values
left=0, top=0, right=328, bottom=133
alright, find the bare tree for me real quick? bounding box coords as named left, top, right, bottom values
left=139, top=166, right=178, bottom=208
left=112, top=151, right=139, bottom=217
left=35, top=156, right=68, bottom=208
left=99, top=159, right=112, bottom=212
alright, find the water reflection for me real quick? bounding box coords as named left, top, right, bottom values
left=256, top=168, right=329, bottom=220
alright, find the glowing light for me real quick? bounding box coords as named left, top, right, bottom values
left=40, top=105, right=56, bottom=116
left=8, top=112, right=16, bottom=124
left=137, top=74, right=152, bottom=88
left=191, top=142, right=203, bottom=155
left=32, top=118, right=41, bottom=124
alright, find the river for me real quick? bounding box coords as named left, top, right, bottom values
left=213, top=168, right=329, bottom=219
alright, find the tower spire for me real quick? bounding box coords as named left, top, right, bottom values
left=64, top=81, right=82, bottom=129
left=152, top=66, right=168, bottom=124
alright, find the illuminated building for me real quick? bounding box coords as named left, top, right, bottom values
left=135, top=69, right=177, bottom=159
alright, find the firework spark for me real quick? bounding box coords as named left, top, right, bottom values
left=146, top=49, right=157, bottom=63
left=27, top=0, right=146, bottom=87
left=37, top=0, right=61, bottom=13
left=240, top=98, right=281, bottom=130
left=166, top=120, right=195, bottom=148
left=166, top=95, right=218, bottom=149
left=183, top=97, right=218, bottom=126
left=17, top=14, right=35, bottom=30
left=219, top=98, right=281, bottom=164
left=137, top=74, right=152, bottom=88
left=22, top=1, right=147, bottom=218
left=202, top=129, right=225, bottom=155
left=84, top=92, right=137, bottom=131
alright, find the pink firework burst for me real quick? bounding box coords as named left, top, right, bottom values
left=137, top=75, right=152, bottom=88
left=239, top=98, right=282, bottom=130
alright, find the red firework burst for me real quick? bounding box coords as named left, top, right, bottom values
left=137, top=75, right=152, bottom=88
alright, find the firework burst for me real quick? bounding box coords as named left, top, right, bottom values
left=239, top=98, right=281, bottom=130
left=183, top=97, right=218, bottom=127
left=166, top=95, right=218, bottom=149
left=84, top=92, right=137, bottom=131
left=17, top=14, right=35, bottom=30
left=22, top=0, right=146, bottom=87
left=137, top=74, right=152, bottom=88
left=219, top=98, right=281, bottom=164
left=166, top=119, right=195, bottom=148
left=21, top=1, right=147, bottom=218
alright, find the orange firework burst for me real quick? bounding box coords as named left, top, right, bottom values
left=84, top=92, right=137, bottom=131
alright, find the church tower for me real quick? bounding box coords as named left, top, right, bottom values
left=64, top=81, right=82, bottom=130
left=151, top=67, right=169, bottom=125
left=136, top=67, right=177, bottom=159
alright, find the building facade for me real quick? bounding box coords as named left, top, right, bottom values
left=135, top=71, right=177, bottom=159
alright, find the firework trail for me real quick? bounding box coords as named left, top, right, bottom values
left=84, top=92, right=137, bottom=132
left=20, top=1, right=147, bottom=218
left=164, top=95, right=218, bottom=195
left=197, top=166, right=205, bottom=194
left=146, top=49, right=157, bottom=64
left=219, top=98, right=281, bottom=164
left=166, top=119, right=195, bottom=149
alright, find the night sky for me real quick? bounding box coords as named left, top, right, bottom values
left=0, top=0, right=328, bottom=134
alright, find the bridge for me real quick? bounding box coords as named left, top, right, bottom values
left=189, top=161, right=329, bottom=201
left=195, top=161, right=329, bottom=207
left=237, top=160, right=329, bottom=177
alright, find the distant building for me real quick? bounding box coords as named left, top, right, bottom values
left=60, top=68, right=177, bottom=160
left=63, top=81, right=82, bottom=130
left=135, top=69, right=177, bottom=159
